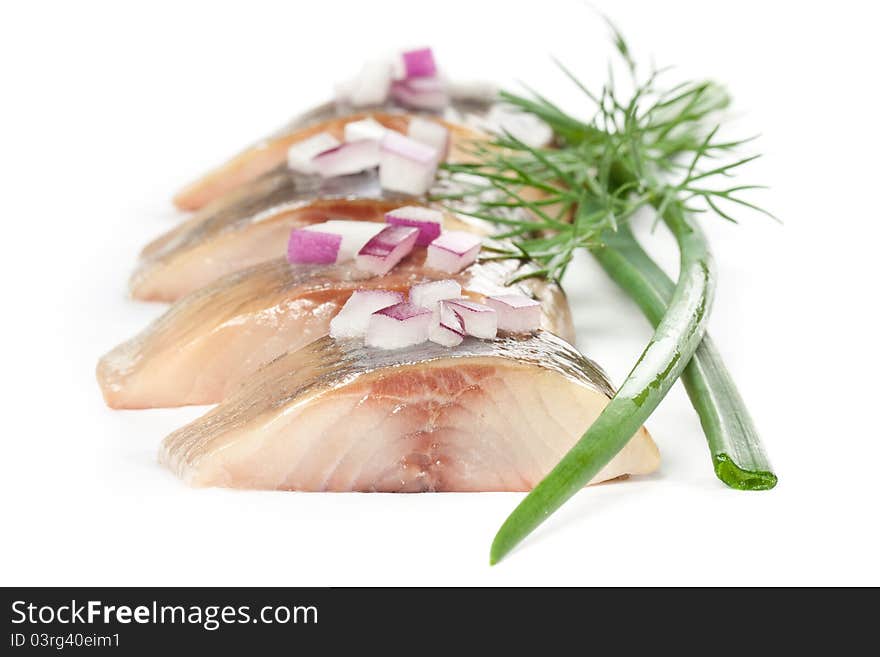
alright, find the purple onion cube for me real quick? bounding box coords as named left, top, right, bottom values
left=379, top=132, right=439, bottom=195
left=356, top=225, right=419, bottom=276
left=390, top=78, right=449, bottom=111
left=425, top=231, right=482, bottom=273
left=485, top=294, right=542, bottom=333
left=287, top=132, right=340, bottom=174
left=385, top=206, right=443, bottom=246
left=287, top=228, right=342, bottom=264
left=366, top=302, right=433, bottom=349
left=442, top=299, right=497, bottom=339
left=401, top=48, right=437, bottom=78
left=312, top=139, right=380, bottom=177
left=330, top=289, right=405, bottom=339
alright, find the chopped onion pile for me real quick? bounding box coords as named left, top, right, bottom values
left=356, top=225, right=419, bottom=276
left=329, top=290, right=404, bottom=339
left=299, top=48, right=455, bottom=196
left=366, top=302, right=433, bottom=349
left=338, top=47, right=446, bottom=110
left=379, top=131, right=439, bottom=195
left=287, top=132, right=341, bottom=174
left=425, top=230, right=482, bottom=273
left=331, top=281, right=537, bottom=351
left=385, top=206, right=443, bottom=246
left=441, top=299, right=497, bottom=339
left=287, top=220, right=384, bottom=264
left=485, top=294, right=541, bottom=333
left=312, top=139, right=380, bottom=177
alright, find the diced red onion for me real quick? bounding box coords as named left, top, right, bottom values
left=385, top=205, right=443, bottom=246
left=287, top=132, right=340, bottom=174
left=366, top=302, right=433, bottom=349
left=426, top=231, right=482, bottom=273
left=485, top=294, right=542, bottom=333
left=356, top=225, right=419, bottom=276
left=401, top=48, right=437, bottom=78
left=407, top=118, right=450, bottom=160
left=429, top=303, right=465, bottom=347
left=409, top=279, right=462, bottom=309
left=298, top=220, right=385, bottom=262
left=349, top=59, right=393, bottom=107
left=390, top=77, right=449, bottom=111
left=312, top=139, right=380, bottom=177
left=343, top=117, right=387, bottom=142
left=442, top=299, right=497, bottom=339
left=287, top=228, right=342, bottom=264
left=379, top=132, right=439, bottom=195
left=329, top=290, right=404, bottom=339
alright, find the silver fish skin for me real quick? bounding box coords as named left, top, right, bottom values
left=160, top=331, right=659, bottom=492
left=100, top=255, right=574, bottom=409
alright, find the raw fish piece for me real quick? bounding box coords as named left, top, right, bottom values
left=137, top=171, right=485, bottom=303
left=173, top=108, right=486, bottom=211
left=98, top=255, right=573, bottom=409
left=135, top=170, right=405, bottom=302
left=160, top=332, right=659, bottom=492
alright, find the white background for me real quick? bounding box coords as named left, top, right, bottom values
left=1, top=0, right=877, bottom=586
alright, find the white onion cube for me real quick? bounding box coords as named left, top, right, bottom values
left=350, top=60, right=392, bottom=107
left=287, top=132, right=340, bottom=174
left=343, top=117, right=388, bottom=142
left=366, top=303, right=433, bottom=349
left=485, top=294, right=542, bottom=333
left=330, top=290, right=404, bottom=339
left=442, top=299, right=497, bottom=339
left=407, top=118, right=450, bottom=160
left=409, top=279, right=462, bottom=309
left=379, top=132, right=439, bottom=195
left=312, top=139, right=380, bottom=177
left=429, top=304, right=465, bottom=347
left=426, top=231, right=482, bottom=273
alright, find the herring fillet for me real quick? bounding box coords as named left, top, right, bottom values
left=172, top=110, right=486, bottom=212
left=98, top=255, right=574, bottom=409
left=159, top=332, right=659, bottom=492
left=132, top=181, right=405, bottom=302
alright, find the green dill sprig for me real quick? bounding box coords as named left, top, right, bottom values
left=432, top=29, right=775, bottom=282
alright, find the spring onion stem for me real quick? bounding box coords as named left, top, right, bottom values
left=490, top=203, right=715, bottom=564
left=592, top=224, right=776, bottom=490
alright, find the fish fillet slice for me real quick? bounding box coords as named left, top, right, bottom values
left=160, top=332, right=659, bottom=492
left=173, top=111, right=484, bottom=212
left=98, top=255, right=574, bottom=409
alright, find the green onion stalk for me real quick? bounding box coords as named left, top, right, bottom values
left=438, top=22, right=778, bottom=563
left=594, top=225, right=776, bottom=489
left=490, top=202, right=715, bottom=564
